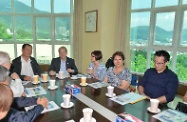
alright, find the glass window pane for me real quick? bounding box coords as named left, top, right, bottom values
left=17, top=44, right=33, bottom=57
left=55, top=45, right=71, bottom=58
left=130, top=12, right=150, bottom=46
left=176, top=52, right=187, bottom=83
left=55, top=17, right=70, bottom=41
left=36, top=17, right=51, bottom=41
left=183, top=0, right=187, bottom=4
left=0, top=0, right=11, bottom=12
left=54, top=0, right=70, bottom=13
left=34, top=0, right=51, bottom=13
left=181, top=11, right=187, bottom=46
left=155, top=0, right=178, bottom=7
left=36, top=44, right=52, bottom=64
left=14, top=0, right=31, bottom=13
left=0, top=44, right=15, bottom=60
left=131, top=0, right=151, bottom=9
left=153, top=12, right=175, bottom=46
left=0, top=15, right=13, bottom=41
left=15, top=16, right=33, bottom=42
left=130, top=49, right=147, bottom=72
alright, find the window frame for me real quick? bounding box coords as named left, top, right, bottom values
left=130, top=0, right=187, bottom=83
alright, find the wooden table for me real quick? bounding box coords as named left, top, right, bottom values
left=24, top=78, right=168, bottom=122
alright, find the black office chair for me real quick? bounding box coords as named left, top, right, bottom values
left=105, top=57, right=114, bottom=69
left=175, top=102, right=187, bottom=114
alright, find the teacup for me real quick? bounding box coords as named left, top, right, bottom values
left=42, top=74, right=48, bottom=82
left=33, top=75, right=39, bottom=83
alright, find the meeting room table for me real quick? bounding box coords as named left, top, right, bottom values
left=23, top=76, right=168, bottom=122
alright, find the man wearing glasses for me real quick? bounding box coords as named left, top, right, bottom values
left=138, top=50, right=179, bottom=104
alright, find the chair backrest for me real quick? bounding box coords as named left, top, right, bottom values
left=105, top=57, right=114, bottom=69
left=175, top=102, right=187, bottom=114
left=130, top=75, right=139, bottom=92
left=131, top=75, right=139, bottom=86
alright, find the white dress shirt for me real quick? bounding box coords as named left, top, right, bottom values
left=21, top=56, right=34, bottom=77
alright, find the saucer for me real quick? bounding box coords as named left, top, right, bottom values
left=31, top=81, right=40, bottom=85
left=147, top=107, right=161, bottom=114
left=48, top=86, right=58, bottom=90
left=41, top=80, right=49, bottom=83
left=71, top=77, right=78, bottom=80
left=105, top=93, right=116, bottom=97
left=80, top=83, right=88, bottom=86
left=80, top=117, right=96, bottom=122
left=61, top=102, right=74, bottom=108
left=58, top=76, right=65, bottom=79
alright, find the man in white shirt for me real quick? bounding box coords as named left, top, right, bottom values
left=0, top=51, right=24, bottom=97
left=10, top=44, right=42, bottom=81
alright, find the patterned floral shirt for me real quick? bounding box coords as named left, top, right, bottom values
left=89, top=63, right=107, bottom=81
left=105, top=67, right=132, bottom=88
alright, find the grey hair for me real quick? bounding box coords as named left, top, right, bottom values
left=0, top=66, right=9, bottom=82
left=0, top=51, right=10, bottom=65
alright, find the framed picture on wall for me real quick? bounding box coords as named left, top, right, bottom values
left=85, top=10, right=98, bottom=32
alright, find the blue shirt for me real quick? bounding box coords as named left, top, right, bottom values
left=89, top=63, right=107, bottom=81
left=60, top=60, right=66, bottom=72
left=139, top=68, right=179, bottom=103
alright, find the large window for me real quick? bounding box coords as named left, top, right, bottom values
left=130, top=0, right=187, bottom=83
left=0, top=0, right=73, bottom=64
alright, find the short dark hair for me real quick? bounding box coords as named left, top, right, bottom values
left=0, top=84, right=13, bottom=112
left=22, top=44, right=32, bottom=49
left=91, top=50, right=102, bottom=61
left=112, top=51, right=125, bottom=60
left=58, top=46, right=67, bottom=53
left=154, top=50, right=170, bottom=62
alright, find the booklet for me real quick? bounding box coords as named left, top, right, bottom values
left=153, top=109, right=187, bottom=122
left=110, top=92, right=147, bottom=105
left=24, top=86, right=47, bottom=97
left=88, top=82, right=109, bottom=89
left=25, top=101, right=60, bottom=114
left=116, top=112, right=143, bottom=122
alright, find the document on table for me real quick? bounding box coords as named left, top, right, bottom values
left=25, top=101, right=60, bottom=114
left=110, top=92, right=147, bottom=105
left=88, top=82, right=110, bottom=89
left=24, top=86, right=47, bottom=97
left=153, top=109, right=187, bottom=122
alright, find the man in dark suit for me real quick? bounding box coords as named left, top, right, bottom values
left=48, top=46, right=78, bottom=76
left=10, top=44, right=42, bottom=81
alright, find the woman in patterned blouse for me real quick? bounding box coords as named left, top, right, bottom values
left=103, top=51, right=132, bottom=91
left=88, top=50, right=106, bottom=81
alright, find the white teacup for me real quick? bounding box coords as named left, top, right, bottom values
left=107, top=86, right=114, bottom=96
left=63, top=94, right=71, bottom=107
left=88, top=67, right=93, bottom=74
left=49, top=80, right=56, bottom=89
left=82, top=108, right=93, bottom=122
left=59, top=71, right=64, bottom=79
left=150, top=99, right=159, bottom=112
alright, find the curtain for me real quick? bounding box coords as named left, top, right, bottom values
left=73, top=0, right=83, bottom=71
left=115, top=0, right=131, bottom=68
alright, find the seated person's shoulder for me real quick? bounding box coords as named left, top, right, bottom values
left=66, top=57, right=75, bottom=61
left=12, top=56, right=21, bottom=62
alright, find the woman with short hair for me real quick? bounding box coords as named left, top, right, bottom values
left=88, top=50, right=106, bottom=81
left=104, top=51, right=132, bottom=91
